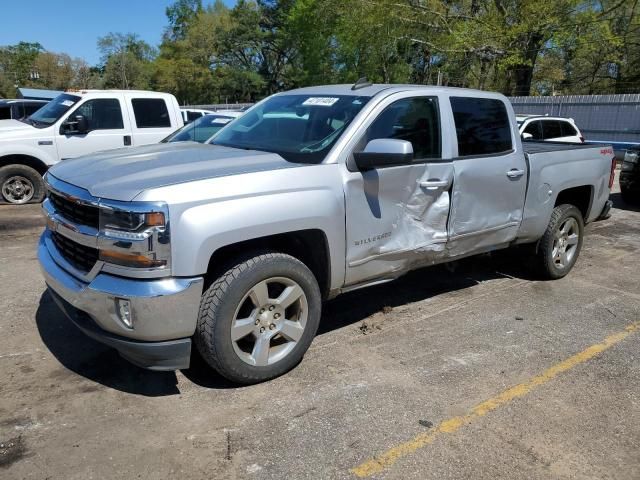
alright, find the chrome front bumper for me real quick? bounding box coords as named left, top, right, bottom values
left=38, top=233, right=204, bottom=369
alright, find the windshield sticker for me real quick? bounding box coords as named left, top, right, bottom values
left=211, top=118, right=232, bottom=124
left=60, top=100, right=75, bottom=107
left=302, top=97, right=339, bottom=107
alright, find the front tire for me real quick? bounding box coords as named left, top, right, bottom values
left=195, top=252, right=321, bottom=384
left=0, top=164, right=45, bottom=204
left=536, top=204, right=584, bottom=279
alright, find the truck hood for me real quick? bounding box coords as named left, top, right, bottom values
left=48, top=142, right=311, bottom=201
left=0, top=119, right=35, bottom=134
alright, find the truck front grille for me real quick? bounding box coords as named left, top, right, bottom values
left=51, top=231, right=99, bottom=273
left=49, top=192, right=99, bottom=229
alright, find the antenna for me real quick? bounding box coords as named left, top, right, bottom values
left=351, top=77, right=372, bottom=91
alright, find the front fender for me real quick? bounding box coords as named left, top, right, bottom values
left=138, top=165, right=346, bottom=290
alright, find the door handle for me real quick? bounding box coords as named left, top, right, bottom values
left=506, top=168, right=525, bottom=179
left=123, top=135, right=132, bottom=146
left=419, top=179, right=449, bottom=190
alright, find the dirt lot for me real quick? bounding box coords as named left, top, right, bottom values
left=1, top=184, right=639, bottom=479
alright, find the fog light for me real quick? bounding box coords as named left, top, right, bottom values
left=115, top=298, right=133, bottom=328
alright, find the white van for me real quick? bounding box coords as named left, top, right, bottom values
left=0, top=90, right=183, bottom=204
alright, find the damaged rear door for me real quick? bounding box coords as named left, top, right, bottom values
left=342, top=93, right=455, bottom=285
left=446, top=95, right=527, bottom=256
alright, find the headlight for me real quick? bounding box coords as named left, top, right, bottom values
left=98, top=203, right=170, bottom=271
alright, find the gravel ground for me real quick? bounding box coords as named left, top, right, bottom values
left=0, top=180, right=638, bottom=480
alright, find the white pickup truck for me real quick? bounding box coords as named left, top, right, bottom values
left=0, top=90, right=183, bottom=204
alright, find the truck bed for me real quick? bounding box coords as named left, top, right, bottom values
left=517, top=140, right=613, bottom=242
left=522, top=141, right=608, bottom=155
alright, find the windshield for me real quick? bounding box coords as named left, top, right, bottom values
left=162, top=114, right=236, bottom=143
left=27, top=93, right=81, bottom=127
left=210, top=94, right=371, bottom=163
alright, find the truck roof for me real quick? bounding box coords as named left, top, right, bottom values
left=64, top=89, right=176, bottom=98
left=281, top=84, right=502, bottom=98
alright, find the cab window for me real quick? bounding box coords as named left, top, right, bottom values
left=132, top=98, right=171, bottom=128
left=74, top=99, right=124, bottom=130
left=365, top=97, right=441, bottom=159
left=450, top=97, right=512, bottom=156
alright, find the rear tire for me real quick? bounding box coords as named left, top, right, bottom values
left=536, top=204, right=584, bottom=279
left=0, top=164, right=45, bottom=204
left=195, top=252, right=321, bottom=384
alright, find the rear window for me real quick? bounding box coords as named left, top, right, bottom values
left=450, top=97, right=512, bottom=156
left=542, top=120, right=563, bottom=139
left=131, top=98, right=171, bottom=128
left=24, top=104, right=43, bottom=116
left=187, top=111, right=202, bottom=122
left=560, top=121, right=577, bottom=137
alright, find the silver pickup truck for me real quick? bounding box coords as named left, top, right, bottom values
left=38, top=84, right=615, bottom=384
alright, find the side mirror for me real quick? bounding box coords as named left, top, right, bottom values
left=353, top=139, right=414, bottom=170
left=521, top=132, right=533, bottom=140
left=62, top=114, right=89, bottom=135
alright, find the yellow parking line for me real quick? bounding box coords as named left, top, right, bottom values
left=350, top=320, right=639, bottom=478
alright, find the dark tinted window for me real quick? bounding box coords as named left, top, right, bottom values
left=131, top=98, right=171, bottom=128
left=24, top=103, right=44, bottom=116
left=522, top=121, right=542, bottom=140
left=560, top=121, right=577, bottom=137
left=450, top=97, right=512, bottom=156
left=0, top=106, right=11, bottom=120
left=164, top=115, right=235, bottom=143
left=541, top=120, right=563, bottom=139
left=187, top=111, right=202, bottom=122
left=365, top=97, right=441, bottom=159
left=75, top=99, right=124, bottom=130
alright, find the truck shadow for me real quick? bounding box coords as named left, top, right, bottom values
left=35, top=291, right=183, bottom=396
left=318, top=248, right=536, bottom=335
left=36, top=248, right=536, bottom=394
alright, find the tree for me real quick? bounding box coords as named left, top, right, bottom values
left=98, top=33, right=156, bottom=89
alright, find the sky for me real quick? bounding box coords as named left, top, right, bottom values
left=0, top=0, right=235, bottom=66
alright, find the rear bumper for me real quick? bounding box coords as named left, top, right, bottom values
left=596, top=199, right=613, bottom=221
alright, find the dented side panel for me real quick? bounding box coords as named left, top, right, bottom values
left=447, top=151, right=527, bottom=256
left=344, top=161, right=454, bottom=285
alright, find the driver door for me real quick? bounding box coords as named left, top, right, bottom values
left=56, top=96, right=131, bottom=160
left=342, top=93, right=454, bottom=285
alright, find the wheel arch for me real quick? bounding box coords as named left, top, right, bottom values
left=0, top=154, right=49, bottom=176
left=554, top=184, right=594, bottom=221
left=204, top=229, right=332, bottom=300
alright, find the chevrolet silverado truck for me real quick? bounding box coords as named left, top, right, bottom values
left=38, top=84, right=615, bottom=384
left=0, top=90, right=183, bottom=204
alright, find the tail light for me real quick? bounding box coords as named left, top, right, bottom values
left=609, top=157, right=616, bottom=189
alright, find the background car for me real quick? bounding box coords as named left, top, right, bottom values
left=620, top=148, right=639, bottom=204
left=162, top=111, right=243, bottom=143
left=517, top=115, right=584, bottom=143
left=0, top=99, right=47, bottom=120
left=180, top=108, right=215, bottom=124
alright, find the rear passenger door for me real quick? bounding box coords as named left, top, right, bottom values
left=128, top=97, right=178, bottom=146
left=447, top=96, right=527, bottom=256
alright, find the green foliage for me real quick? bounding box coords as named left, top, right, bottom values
left=1, top=0, right=638, bottom=101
